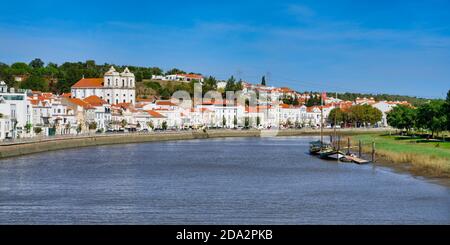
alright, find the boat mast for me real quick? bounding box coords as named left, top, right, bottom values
left=320, top=92, right=324, bottom=144
left=334, top=92, right=337, bottom=149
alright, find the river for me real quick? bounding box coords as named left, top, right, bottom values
left=0, top=136, right=448, bottom=224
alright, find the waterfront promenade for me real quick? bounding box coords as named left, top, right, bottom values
left=0, top=128, right=386, bottom=159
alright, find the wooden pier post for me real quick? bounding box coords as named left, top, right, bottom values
left=337, top=136, right=341, bottom=162
left=371, top=141, right=376, bottom=162
left=358, top=140, right=362, bottom=158
left=347, top=137, right=351, bottom=155
left=337, top=136, right=341, bottom=151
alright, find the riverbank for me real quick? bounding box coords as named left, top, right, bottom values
left=0, top=128, right=385, bottom=159
left=351, top=134, right=450, bottom=183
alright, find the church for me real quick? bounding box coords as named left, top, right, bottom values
left=71, top=66, right=136, bottom=105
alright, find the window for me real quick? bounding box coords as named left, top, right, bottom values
left=11, top=104, right=16, bottom=119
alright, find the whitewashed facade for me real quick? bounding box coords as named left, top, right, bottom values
left=71, top=66, right=136, bottom=105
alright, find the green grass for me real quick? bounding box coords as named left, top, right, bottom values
left=351, top=134, right=450, bottom=177
left=353, top=134, right=450, bottom=160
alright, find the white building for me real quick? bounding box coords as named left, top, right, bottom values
left=0, top=96, right=11, bottom=140
left=71, top=66, right=136, bottom=105
left=372, top=101, right=397, bottom=127
left=155, top=74, right=204, bottom=83
left=0, top=81, right=33, bottom=139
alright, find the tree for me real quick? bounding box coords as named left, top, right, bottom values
left=235, top=79, right=243, bottom=91
left=25, top=123, right=32, bottom=133
left=147, top=121, right=154, bottom=129
left=135, top=71, right=143, bottom=82
left=306, top=94, right=321, bottom=106
left=20, top=75, right=48, bottom=91
left=203, top=76, right=217, bottom=94
left=366, top=106, right=383, bottom=125
left=233, top=115, right=238, bottom=127
left=120, top=119, right=128, bottom=128
left=225, top=76, right=236, bottom=92
left=0, top=63, right=15, bottom=87
left=386, top=105, right=417, bottom=132
left=417, top=100, right=447, bottom=137
left=257, top=116, right=261, bottom=126
left=29, top=58, right=44, bottom=69
left=446, top=90, right=450, bottom=130
left=11, top=62, right=31, bottom=75
left=165, top=68, right=185, bottom=75
left=88, top=122, right=97, bottom=130
left=34, top=127, right=42, bottom=134
left=222, top=115, right=227, bottom=128
left=328, top=108, right=346, bottom=125
left=261, top=76, right=266, bottom=86
left=348, top=105, right=382, bottom=127
left=244, top=117, right=250, bottom=128
left=162, top=121, right=168, bottom=130
left=77, top=123, right=82, bottom=134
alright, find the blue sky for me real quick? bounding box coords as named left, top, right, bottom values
left=1, top=0, right=449, bottom=98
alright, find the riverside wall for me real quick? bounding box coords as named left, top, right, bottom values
left=0, top=128, right=386, bottom=159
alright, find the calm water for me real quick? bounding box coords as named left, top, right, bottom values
left=0, top=136, right=449, bottom=224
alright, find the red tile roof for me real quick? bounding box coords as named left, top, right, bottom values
left=156, top=101, right=177, bottom=106
left=147, top=110, right=165, bottom=118
left=178, top=74, right=203, bottom=79
left=72, top=78, right=104, bottom=88
left=83, top=95, right=107, bottom=106
left=67, top=98, right=94, bottom=109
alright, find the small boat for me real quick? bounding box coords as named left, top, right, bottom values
left=309, top=141, right=332, bottom=155
left=319, top=149, right=344, bottom=159
left=309, top=141, right=323, bottom=155
left=327, top=152, right=346, bottom=160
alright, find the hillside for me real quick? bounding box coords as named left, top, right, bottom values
left=0, top=59, right=437, bottom=105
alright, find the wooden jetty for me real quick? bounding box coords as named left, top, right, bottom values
left=309, top=93, right=373, bottom=165
left=309, top=136, right=373, bottom=164
left=341, top=154, right=370, bottom=164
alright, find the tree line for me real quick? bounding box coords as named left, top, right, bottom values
left=0, top=59, right=193, bottom=94
left=144, top=75, right=243, bottom=99
left=327, top=92, right=428, bottom=107
left=328, top=104, right=383, bottom=128
left=387, top=90, right=450, bottom=137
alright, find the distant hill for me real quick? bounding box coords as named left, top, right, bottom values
left=327, top=92, right=431, bottom=106
left=0, top=59, right=438, bottom=105
left=0, top=59, right=187, bottom=94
